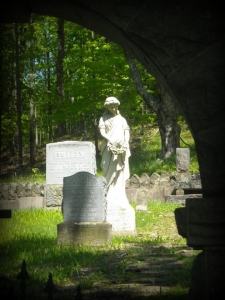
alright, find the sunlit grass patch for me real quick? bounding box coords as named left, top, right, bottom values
left=0, top=203, right=197, bottom=298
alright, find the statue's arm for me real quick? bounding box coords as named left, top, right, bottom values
left=99, top=127, right=110, bottom=142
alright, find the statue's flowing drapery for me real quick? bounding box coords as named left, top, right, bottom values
left=99, top=113, right=130, bottom=203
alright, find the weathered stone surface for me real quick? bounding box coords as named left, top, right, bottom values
left=175, top=198, right=225, bottom=247
left=0, top=184, right=9, bottom=200
left=174, top=207, right=187, bottom=238
left=18, top=197, right=44, bottom=209
left=106, top=201, right=136, bottom=234
left=159, top=171, right=171, bottom=187
left=44, top=185, right=63, bottom=207
left=129, top=174, right=141, bottom=189
left=16, top=182, right=44, bottom=198
left=150, top=172, right=160, bottom=187
left=140, top=173, right=150, bottom=188
left=164, top=186, right=174, bottom=197
left=147, top=187, right=166, bottom=202
left=170, top=171, right=192, bottom=184
left=176, top=188, right=184, bottom=195
left=166, top=194, right=202, bottom=205
left=0, top=171, right=201, bottom=208
left=136, top=188, right=148, bottom=211
left=186, top=198, right=225, bottom=247
left=176, top=148, right=190, bottom=172
left=125, top=188, right=138, bottom=203
left=46, top=141, right=97, bottom=184
left=189, top=180, right=202, bottom=189
left=0, top=200, right=19, bottom=209
left=62, top=172, right=107, bottom=222
left=57, top=222, right=112, bottom=246
left=8, top=183, right=17, bottom=200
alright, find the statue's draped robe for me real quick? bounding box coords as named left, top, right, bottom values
left=99, top=113, right=130, bottom=203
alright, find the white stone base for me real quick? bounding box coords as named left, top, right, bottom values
left=106, top=200, right=136, bottom=234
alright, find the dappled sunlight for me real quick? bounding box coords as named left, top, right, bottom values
left=0, top=205, right=198, bottom=299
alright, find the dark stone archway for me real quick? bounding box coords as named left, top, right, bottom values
left=2, top=1, right=225, bottom=298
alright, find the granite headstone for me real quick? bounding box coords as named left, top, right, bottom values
left=62, top=172, right=107, bottom=222
left=57, top=171, right=111, bottom=246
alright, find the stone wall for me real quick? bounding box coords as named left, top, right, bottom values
left=126, top=171, right=202, bottom=205
left=0, top=182, right=45, bottom=210
left=0, top=171, right=202, bottom=210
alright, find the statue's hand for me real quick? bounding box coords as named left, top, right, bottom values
left=108, top=140, right=128, bottom=154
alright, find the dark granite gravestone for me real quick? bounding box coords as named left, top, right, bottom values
left=57, top=172, right=112, bottom=246
left=62, top=171, right=107, bottom=222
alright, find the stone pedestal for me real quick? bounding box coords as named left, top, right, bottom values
left=106, top=201, right=136, bottom=235
left=174, top=197, right=225, bottom=299
left=57, top=222, right=112, bottom=246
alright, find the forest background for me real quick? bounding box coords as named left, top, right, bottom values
left=0, top=15, right=199, bottom=182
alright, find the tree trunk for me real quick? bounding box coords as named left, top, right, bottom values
left=0, top=25, right=3, bottom=174
left=157, top=86, right=180, bottom=159
left=124, top=50, right=180, bottom=159
left=46, top=51, right=53, bottom=141
left=29, top=14, right=36, bottom=165
left=35, top=107, right=38, bottom=146
left=14, top=23, right=23, bottom=169
left=56, top=19, right=66, bottom=137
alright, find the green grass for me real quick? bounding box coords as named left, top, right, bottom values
left=0, top=124, right=199, bottom=298
left=0, top=202, right=200, bottom=299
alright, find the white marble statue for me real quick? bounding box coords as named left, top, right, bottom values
left=98, top=96, right=131, bottom=205
left=99, top=96, right=136, bottom=233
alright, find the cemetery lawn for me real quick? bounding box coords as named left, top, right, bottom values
left=0, top=201, right=200, bottom=299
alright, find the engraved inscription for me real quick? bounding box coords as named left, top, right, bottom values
left=49, top=161, right=90, bottom=172
left=54, top=151, right=84, bottom=158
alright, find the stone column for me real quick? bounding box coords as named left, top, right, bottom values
left=175, top=198, right=225, bottom=299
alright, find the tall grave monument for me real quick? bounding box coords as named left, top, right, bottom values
left=98, top=96, right=136, bottom=235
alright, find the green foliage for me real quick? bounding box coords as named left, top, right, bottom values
left=129, top=123, right=198, bottom=177
left=0, top=16, right=199, bottom=185
left=1, top=16, right=156, bottom=148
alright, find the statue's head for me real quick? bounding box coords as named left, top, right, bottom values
left=104, top=96, right=120, bottom=107
left=104, top=97, right=120, bottom=116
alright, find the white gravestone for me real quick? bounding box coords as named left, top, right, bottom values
left=46, top=141, right=96, bottom=184
left=45, top=141, right=97, bottom=207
